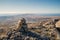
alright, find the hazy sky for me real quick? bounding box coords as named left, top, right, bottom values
left=0, top=0, right=60, bottom=14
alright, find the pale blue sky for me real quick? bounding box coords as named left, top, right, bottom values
left=0, top=0, right=60, bottom=14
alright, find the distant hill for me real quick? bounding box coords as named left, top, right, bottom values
left=0, top=13, right=60, bottom=23
left=0, top=13, right=60, bottom=16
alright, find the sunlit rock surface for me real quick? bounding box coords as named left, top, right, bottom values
left=56, top=20, right=60, bottom=28
left=0, top=18, right=60, bottom=40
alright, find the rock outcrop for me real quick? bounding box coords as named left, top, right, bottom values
left=6, top=18, right=28, bottom=40
left=0, top=18, right=60, bottom=40
left=16, top=18, right=28, bottom=32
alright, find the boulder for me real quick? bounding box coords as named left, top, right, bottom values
left=55, top=20, right=60, bottom=28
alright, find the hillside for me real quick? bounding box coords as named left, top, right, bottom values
left=0, top=14, right=60, bottom=40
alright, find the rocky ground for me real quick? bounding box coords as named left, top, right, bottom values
left=0, top=18, right=60, bottom=40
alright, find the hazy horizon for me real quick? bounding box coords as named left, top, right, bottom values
left=0, top=13, right=60, bottom=16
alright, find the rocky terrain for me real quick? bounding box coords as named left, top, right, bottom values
left=0, top=15, right=60, bottom=40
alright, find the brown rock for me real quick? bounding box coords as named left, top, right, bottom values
left=55, top=20, right=60, bottom=28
